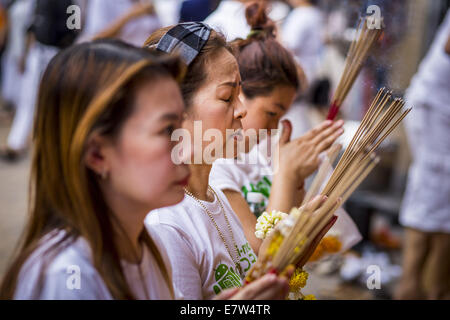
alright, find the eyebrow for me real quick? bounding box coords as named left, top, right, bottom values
left=219, top=81, right=242, bottom=88
left=160, top=113, right=181, bottom=121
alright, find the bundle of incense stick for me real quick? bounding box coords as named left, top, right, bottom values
left=327, top=16, right=384, bottom=120
left=246, top=88, right=411, bottom=282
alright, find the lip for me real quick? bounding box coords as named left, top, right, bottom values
left=176, top=174, right=191, bottom=187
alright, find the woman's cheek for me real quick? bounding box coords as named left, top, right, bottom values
left=243, top=113, right=265, bottom=132
left=144, top=139, right=174, bottom=173
left=146, top=153, right=177, bottom=194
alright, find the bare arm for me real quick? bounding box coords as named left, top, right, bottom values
left=223, top=120, right=344, bottom=255
left=223, top=189, right=262, bottom=253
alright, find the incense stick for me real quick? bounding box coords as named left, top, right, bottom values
left=327, top=16, right=383, bottom=120
left=245, top=88, right=411, bottom=284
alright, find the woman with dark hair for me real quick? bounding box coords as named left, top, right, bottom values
left=1, top=40, right=187, bottom=299
left=1, top=38, right=290, bottom=300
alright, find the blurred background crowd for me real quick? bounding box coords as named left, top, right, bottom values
left=0, top=0, right=449, bottom=300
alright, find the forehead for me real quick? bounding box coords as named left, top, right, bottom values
left=205, top=48, right=240, bottom=83
left=135, top=77, right=184, bottom=115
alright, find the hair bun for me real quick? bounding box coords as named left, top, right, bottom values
left=245, top=1, right=275, bottom=36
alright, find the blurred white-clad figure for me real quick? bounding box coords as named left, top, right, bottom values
left=1, top=0, right=77, bottom=159
left=153, top=0, right=180, bottom=27
left=80, top=0, right=161, bottom=47
left=204, top=0, right=290, bottom=41
left=1, top=0, right=34, bottom=109
left=396, top=10, right=450, bottom=300
left=281, top=0, right=324, bottom=82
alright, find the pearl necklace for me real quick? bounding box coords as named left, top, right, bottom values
left=184, top=186, right=244, bottom=278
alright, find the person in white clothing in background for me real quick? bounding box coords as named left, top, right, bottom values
left=1, top=0, right=78, bottom=160
left=204, top=0, right=290, bottom=41
left=281, top=0, right=324, bottom=84
left=395, top=10, right=450, bottom=300
left=80, top=0, right=161, bottom=47
left=0, top=0, right=34, bottom=111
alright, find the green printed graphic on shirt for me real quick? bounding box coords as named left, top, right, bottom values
left=212, top=242, right=257, bottom=295
left=241, top=176, right=272, bottom=217
left=213, top=264, right=241, bottom=295
left=236, top=242, right=257, bottom=272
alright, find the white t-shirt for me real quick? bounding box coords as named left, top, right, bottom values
left=210, top=144, right=362, bottom=252
left=145, top=186, right=257, bottom=300
left=210, top=141, right=273, bottom=207
left=80, top=0, right=161, bottom=47
left=282, top=6, right=324, bottom=81
left=14, top=230, right=176, bottom=300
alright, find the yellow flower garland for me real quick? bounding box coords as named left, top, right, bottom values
left=289, top=268, right=309, bottom=292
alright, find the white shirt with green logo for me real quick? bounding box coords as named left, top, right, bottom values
left=145, top=186, right=257, bottom=300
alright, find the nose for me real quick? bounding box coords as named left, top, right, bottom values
left=180, top=145, right=193, bottom=164
left=234, top=96, right=247, bottom=121
left=181, top=138, right=194, bottom=164
left=172, top=135, right=193, bottom=165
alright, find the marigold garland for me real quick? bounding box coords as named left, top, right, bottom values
left=254, top=210, right=342, bottom=262
left=289, top=268, right=309, bottom=292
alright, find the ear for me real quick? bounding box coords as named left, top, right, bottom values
left=84, top=133, right=110, bottom=177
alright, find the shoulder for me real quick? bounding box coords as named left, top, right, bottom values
left=14, top=231, right=111, bottom=300
left=145, top=200, right=203, bottom=246
left=146, top=201, right=190, bottom=231
left=209, top=158, right=245, bottom=193
left=145, top=204, right=205, bottom=266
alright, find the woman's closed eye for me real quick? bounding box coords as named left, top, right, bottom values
left=266, top=111, right=278, bottom=117
left=217, top=86, right=236, bottom=104
left=160, top=124, right=176, bottom=136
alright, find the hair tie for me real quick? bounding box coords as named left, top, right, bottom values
left=146, top=22, right=212, bottom=66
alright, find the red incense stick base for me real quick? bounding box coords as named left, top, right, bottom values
left=327, top=101, right=340, bottom=120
